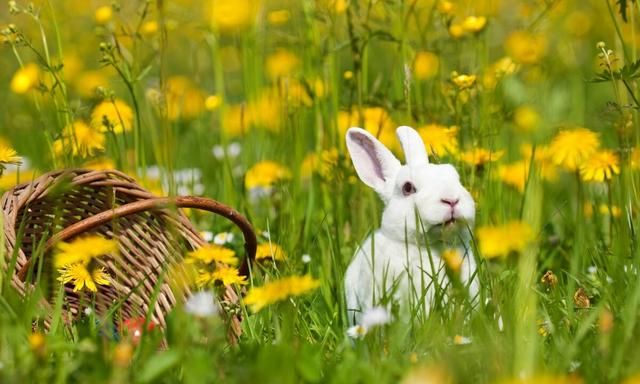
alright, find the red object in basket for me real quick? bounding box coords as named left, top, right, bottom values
left=122, top=317, right=158, bottom=344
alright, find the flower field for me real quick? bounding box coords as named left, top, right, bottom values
left=1, top=0, right=640, bottom=382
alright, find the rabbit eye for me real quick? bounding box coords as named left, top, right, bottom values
left=402, top=182, right=416, bottom=196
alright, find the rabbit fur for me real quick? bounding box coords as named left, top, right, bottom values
left=344, top=126, right=478, bottom=324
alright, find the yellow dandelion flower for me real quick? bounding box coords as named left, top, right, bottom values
left=333, top=0, right=348, bottom=13
left=493, top=57, right=518, bottom=76
left=0, top=145, right=22, bottom=167
left=451, top=72, right=476, bottom=89
left=417, top=124, right=459, bottom=157
left=301, top=148, right=339, bottom=180
left=54, top=235, right=118, bottom=268
left=113, top=342, right=133, bottom=368
left=462, top=16, right=487, bottom=33
left=255, top=243, right=287, bottom=261
left=243, top=275, right=320, bottom=312
left=498, top=161, right=529, bottom=193
left=483, top=57, right=518, bottom=89
left=140, top=20, right=159, bottom=36
left=437, top=1, right=455, bottom=15
left=312, top=78, right=327, bottom=98
left=164, top=76, right=206, bottom=121
left=548, top=128, right=600, bottom=171
left=28, top=332, right=46, bottom=356
left=317, top=0, right=348, bottom=13
left=448, top=24, right=465, bottom=39
left=222, top=104, right=250, bottom=136
left=58, top=263, right=111, bottom=292
left=245, top=161, right=291, bottom=190
left=505, top=31, right=547, bottom=65
left=631, top=147, right=640, bottom=170
left=83, top=157, right=116, bottom=171
left=580, top=150, right=620, bottom=182
left=186, top=244, right=238, bottom=266
left=211, top=265, right=248, bottom=286
left=279, top=80, right=313, bottom=107
left=343, top=70, right=354, bottom=80
left=598, top=204, right=622, bottom=218
left=0, top=169, right=39, bottom=191
left=337, top=107, right=397, bottom=151
left=195, top=270, right=213, bottom=287
left=248, top=91, right=283, bottom=132
left=459, top=148, right=504, bottom=167
left=209, top=0, right=257, bottom=33
left=54, top=121, right=105, bottom=158
left=477, top=221, right=534, bottom=259
left=10, top=63, right=40, bottom=94
left=267, top=10, right=291, bottom=25
left=94, top=5, right=113, bottom=24
left=266, top=49, right=300, bottom=80
left=91, top=98, right=134, bottom=134
left=513, top=105, right=540, bottom=132
left=519, top=144, right=558, bottom=182
left=205, top=95, right=222, bottom=111
left=442, top=249, right=463, bottom=273
left=413, top=51, right=440, bottom=80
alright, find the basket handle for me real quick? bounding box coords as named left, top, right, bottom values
left=17, top=196, right=257, bottom=280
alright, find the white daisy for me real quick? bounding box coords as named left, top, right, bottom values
left=184, top=291, right=219, bottom=318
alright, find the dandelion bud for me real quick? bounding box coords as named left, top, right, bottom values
left=573, top=287, right=590, bottom=309
left=541, top=270, right=558, bottom=287
left=8, top=1, right=19, bottom=14
left=113, top=342, right=133, bottom=368
left=28, top=332, right=46, bottom=358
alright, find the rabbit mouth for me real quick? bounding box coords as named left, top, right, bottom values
left=425, top=218, right=463, bottom=237
left=443, top=217, right=457, bottom=226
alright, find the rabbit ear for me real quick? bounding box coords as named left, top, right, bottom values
left=396, top=126, right=429, bottom=166
left=346, top=127, right=401, bottom=196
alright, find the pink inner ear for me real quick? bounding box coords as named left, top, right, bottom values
left=351, top=131, right=385, bottom=181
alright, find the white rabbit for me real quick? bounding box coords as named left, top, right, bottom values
left=344, top=126, right=478, bottom=324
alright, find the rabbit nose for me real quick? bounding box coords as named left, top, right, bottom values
left=440, top=198, right=459, bottom=207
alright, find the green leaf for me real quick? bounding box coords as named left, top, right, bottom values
left=137, top=350, right=181, bottom=384
left=589, top=59, right=640, bottom=83
left=295, top=344, right=323, bottom=383
left=617, top=0, right=636, bottom=22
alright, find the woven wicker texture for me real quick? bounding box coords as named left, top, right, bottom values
left=1, top=169, right=256, bottom=340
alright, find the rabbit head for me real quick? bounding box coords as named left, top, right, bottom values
left=346, top=126, right=475, bottom=243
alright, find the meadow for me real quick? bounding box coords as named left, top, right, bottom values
left=1, top=0, right=640, bottom=382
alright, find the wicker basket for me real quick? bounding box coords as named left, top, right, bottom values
left=1, top=169, right=256, bottom=340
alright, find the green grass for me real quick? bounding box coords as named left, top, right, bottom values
left=2, top=0, right=640, bottom=382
